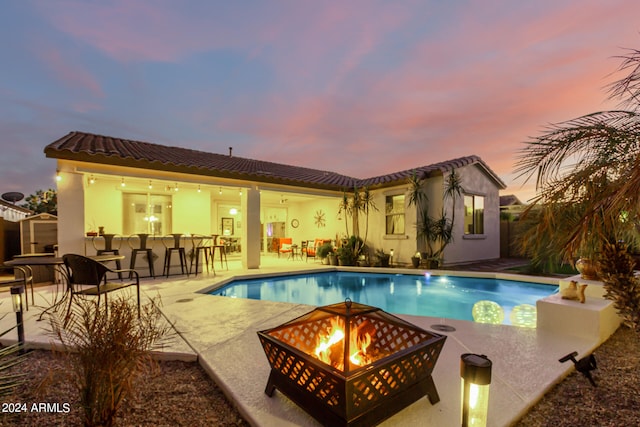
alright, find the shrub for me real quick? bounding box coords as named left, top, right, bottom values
left=48, top=296, right=172, bottom=427
left=598, top=241, right=640, bottom=334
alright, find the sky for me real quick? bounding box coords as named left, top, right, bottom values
left=1, top=0, right=639, bottom=204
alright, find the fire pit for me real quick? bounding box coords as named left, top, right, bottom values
left=257, top=299, right=447, bottom=427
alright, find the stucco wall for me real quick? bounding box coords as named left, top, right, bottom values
left=442, top=165, right=501, bottom=264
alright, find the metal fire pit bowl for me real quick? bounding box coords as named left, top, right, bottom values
left=257, top=300, right=447, bottom=427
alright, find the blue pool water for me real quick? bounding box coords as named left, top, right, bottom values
left=210, top=272, right=558, bottom=324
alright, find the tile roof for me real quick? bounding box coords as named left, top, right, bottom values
left=45, top=131, right=506, bottom=191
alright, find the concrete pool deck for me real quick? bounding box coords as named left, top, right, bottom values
left=0, top=256, right=618, bottom=426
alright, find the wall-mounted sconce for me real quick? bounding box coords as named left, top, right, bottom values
left=121, top=177, right=126, bottom=187
left=197, top=185, right=201, bottom=193
left=10, top=285, right=25, bottom=354
left=219, top=187, right=222, bottom=195
left=174, top=182, right=179, bottom=192
left=148, top=180, right=153, bottom=189
left=461, top=353, right=492, bottom=427
left=55, top=170, right=62, bottom=182
left=88, top=175, right=95, bottom=184
left=239, top=189, right=242, bottom=196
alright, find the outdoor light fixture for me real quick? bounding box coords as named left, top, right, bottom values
left=239, top=188, right=242, bottom=196
left=121, top=177, right=126, bottom=187
left=10, top=286, right=25, bottom=354
left=219, top=187, right=222, bottom=195
left=461, top=353, right=492, bottom=427
left=174, top=183, right=179, bottom=192
left=148, top=180, right=153, bottom=189
left=390, top=248, right=394, bottom=266
left=559, top=351, right=597, bottom=387
left=55, top=170, right=62, bottom=182
left=197, top=185, right=201, bottom=193
left=88, top=175, right=95, bottom=184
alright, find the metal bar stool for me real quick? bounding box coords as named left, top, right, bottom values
left=92, top=233, right=123, bottom=280
left=190, top=234, right=214, bottom=276
left=128, top=234, right=155, bottom=278
left=162, top=234, right=189, bottom=277
left=215, top=238, right=229, bottom=270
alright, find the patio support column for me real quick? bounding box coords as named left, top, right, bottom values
left=241, top=185, right=260, bottom=269
left=56, top=164, right=85, bottom=255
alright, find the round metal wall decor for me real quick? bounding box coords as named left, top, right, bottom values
left=291, top=219, right=299, bottom=228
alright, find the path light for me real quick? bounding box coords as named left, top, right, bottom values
left=461, top=353, right=492, bottom=427
left=10, top=286, right=25, bottom=354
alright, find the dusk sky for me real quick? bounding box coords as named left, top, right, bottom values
left=1, top=0, right=639, bottom=204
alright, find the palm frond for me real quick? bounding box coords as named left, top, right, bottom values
left=515, top=110, right=640, bottom=188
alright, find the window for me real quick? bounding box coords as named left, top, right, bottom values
left=385, top=194, right=405, bottom=235
left=123, top=193, right=172, bottom=235
left=464, top=195, right=484, bottom=235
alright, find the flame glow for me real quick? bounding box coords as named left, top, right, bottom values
left=314, top=317, right=375, bottom=371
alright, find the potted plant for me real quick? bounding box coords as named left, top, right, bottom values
left=327, top=247, right=339, bottom=266
left=375, top=249, right=390, bottom=267
left=411, top=252, right=421, bottom=268
left=337, top=245, right=355, bottom=266
left=316, top=242, right=334, bottom=265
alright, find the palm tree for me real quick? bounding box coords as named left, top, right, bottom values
left=515, top=47, right=640, bottom=265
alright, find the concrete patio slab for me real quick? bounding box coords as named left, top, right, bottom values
left=0, top=257, right=610, bottom=426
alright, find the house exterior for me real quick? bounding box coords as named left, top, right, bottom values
left=45, top=131, right=506, bottom=269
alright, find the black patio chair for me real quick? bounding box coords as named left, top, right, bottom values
left=63, top=254, right=140, bottom=319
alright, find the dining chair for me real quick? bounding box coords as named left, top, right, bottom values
left=63, top=253, right=140, bottom=319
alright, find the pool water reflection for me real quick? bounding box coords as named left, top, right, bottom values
left=210, top=272, right=558, bottom=325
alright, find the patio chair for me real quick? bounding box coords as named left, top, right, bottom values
left=305, top=239, right=328, bottom=262
left=277, top=238, right=293, bottom=258
left=63, top=254, right=140, bottom=318
left=0, top=265, right=33, bottom=310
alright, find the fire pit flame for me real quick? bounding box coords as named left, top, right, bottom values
left=314, top=317, right=377, bottom=371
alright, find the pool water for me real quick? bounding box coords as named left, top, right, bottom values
left=210, top=272, right=558, bottom=324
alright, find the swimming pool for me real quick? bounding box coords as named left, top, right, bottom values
left=209, top=271, right=558, bottom=325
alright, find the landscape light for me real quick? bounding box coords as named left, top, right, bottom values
left=11, top=286, right=25, bottom=354
left=461, top=353, right=492, bottom=427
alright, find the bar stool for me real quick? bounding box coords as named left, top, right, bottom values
left=215, top=238, right=229, bottom=270
left=162, top=233, right=189, bottom=277
left=128, top=234, right=155, bottom=278
left=92, top=234, right=123, bottom=280
left=189, top=234, right=216, bottom=276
